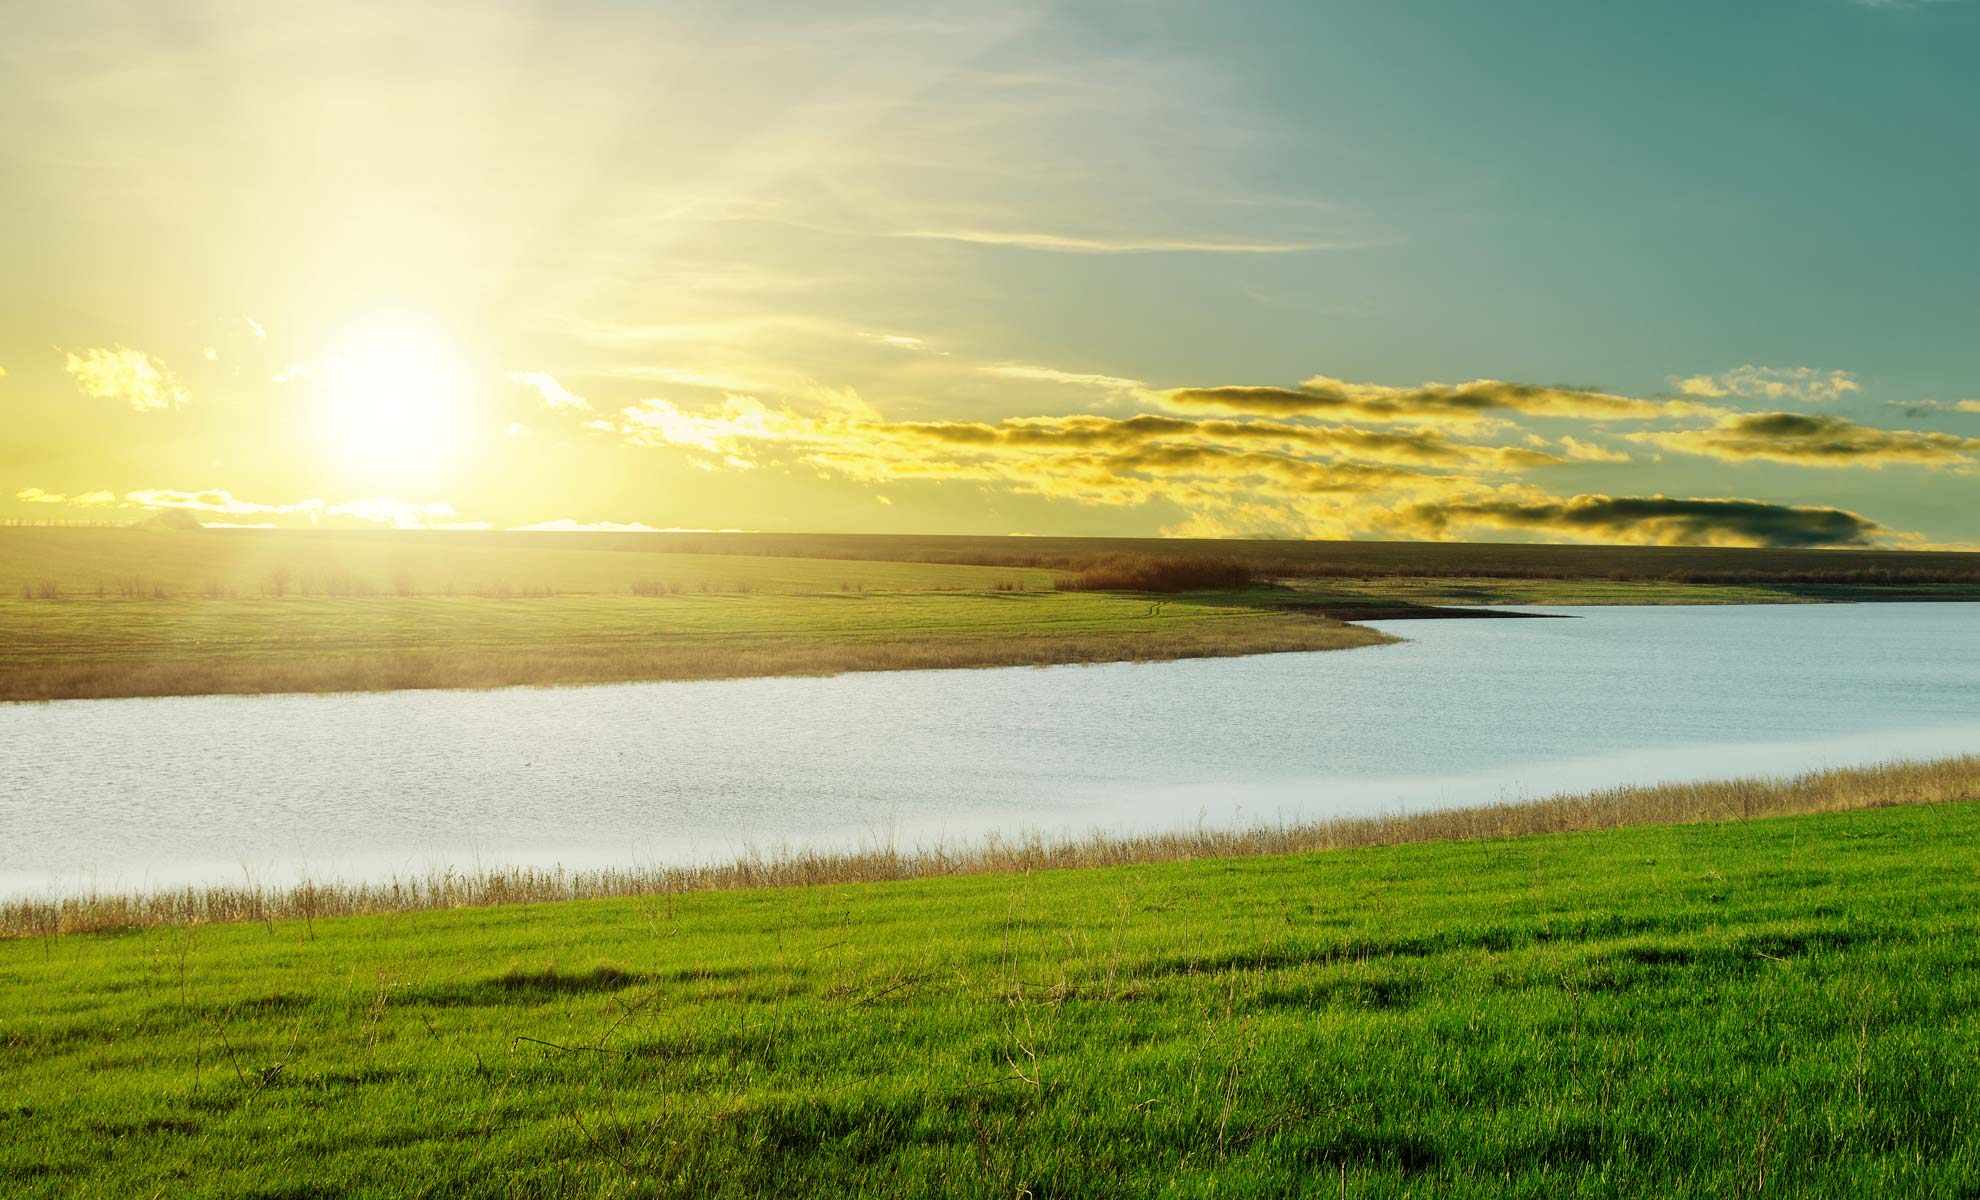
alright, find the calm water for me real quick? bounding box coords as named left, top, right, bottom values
left=3, top=603, right=1977, bottom=896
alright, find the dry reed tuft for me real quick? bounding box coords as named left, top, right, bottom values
left=6, top=755, right=1974, bottom=939
left=1054, top=555, right=1255, bottom=593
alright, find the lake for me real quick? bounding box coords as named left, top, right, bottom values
left=3, top=603, right=1976, bottom=897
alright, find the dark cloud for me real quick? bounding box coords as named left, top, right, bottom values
left=1163, top=375, right=1706, bottom=424
left=1636, top=412, right=1980, bottom=467
left=872, top=413, right=1582, bottom=469
left=1398, top=494, right=1885, bottom=548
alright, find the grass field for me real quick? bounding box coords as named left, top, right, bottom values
left=5, top=761, right=1978, bottom=1196
left=0, top=528, right=1058, bottom=599
left=0, top=592, right=1384, bottom=702
left=388, top=528, right=1980, bottom=588
left=3, top=527, right=1976, bottom=701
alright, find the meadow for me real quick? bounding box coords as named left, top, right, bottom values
left=4, top=758, right=1978, bottom=1196
left=466, top=528, right=1980, bottom=589
left=3, top=526, right=1976, bottom=701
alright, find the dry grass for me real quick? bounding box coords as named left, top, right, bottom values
left=9, top=755, right=1973, bottom=939
left=1054, top=554, right=1255, bottom=592
left=0, top=604, right=1378, bottom=702
left=535, top=530, right=1980, bottom=588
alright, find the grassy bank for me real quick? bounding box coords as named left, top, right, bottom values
left=9, top=756, right=1975, bottom=937
left=0, top=591, right=1383, bottom=702
left=352, top=528, right=1980, bottom=589
left=5, top=762, right=1979, bottom=1196
left=4, top=527, right=1977, bottom=702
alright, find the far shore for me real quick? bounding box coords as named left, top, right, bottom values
left=4, top=526, right=1979, bottom=703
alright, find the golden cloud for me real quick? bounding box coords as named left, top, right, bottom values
left=124, top=489, right=319, bottom=516
left=63, top=346, right=188, bottom=411
left=1673, top=365, right=1860, bottom=405
left=1632, top=412, right=1980, bottom=468
left=511, top=519, right=672, bottom=533
left=559, top=389, right=1918, bottom=547
left=16, top=487, right=115, bottom=506
left=508, top=371, right=592, bottom=412
left=604, top=399, right=1616, bottom=492
left=76, top=489, right=487, bottom=530
left=594, top=396, right=1636, bottom=536
left=1162, top=375, right=1715, bottom=424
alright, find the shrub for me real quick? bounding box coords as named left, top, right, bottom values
left=1054, top=555, right=1253, bottom=593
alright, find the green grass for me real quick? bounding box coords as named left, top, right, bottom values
left=6, top=799, right=1979, bottom=1197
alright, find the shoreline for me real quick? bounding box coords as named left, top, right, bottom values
left=9, top=754, right=1974, bottom=938
left=6, top=589, right=1976, bottom=705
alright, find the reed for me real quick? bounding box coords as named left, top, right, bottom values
left=9, top=755, right=1973, bottom=938
left=1054, top=554, right=1255, bottom=592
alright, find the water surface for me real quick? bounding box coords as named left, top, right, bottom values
left=3, top=603, right=1976, bottom=895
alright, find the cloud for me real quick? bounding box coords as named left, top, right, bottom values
left=1162, top=374, right=1711, bottom=424
left=980, top=363, right=1149, bottom=394
left=1894, top=399, right=1980, bottom=417
left=324, top=498, right=484, bottom=530
left=16, top=487, right=116, bottom=506
left=1556, top=436, right=1632, bottom=464
left=63, top=346, right=187, bottom=411
left=123, top=488, right=324, bottom=517
left=893, top=229, right=1334, bottom=254
left=1632, top=412, right=1980, bottom=468
left=858, top=332, right=943, bottom=353
left=508, top=371, right=592, bottom=412
left=608, top=398, right=1600, bottom=479
left=511, top=519, right=665, bottom=533
left=1395, top=493, right=1885, bottom=549
left=1672, top=365, right=1860, bottom=405
left=112, top=489, right=483, bottom=529
left=595, top=392, right=1653, bottom=539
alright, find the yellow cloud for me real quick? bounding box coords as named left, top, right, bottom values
left=980, top=363, right=1148, bottom=393
left=108, top=489, right=482, bottom=530
left=1631, top=412, right=1980, bottom=468
left=1673, top=365, right=1860, bottom=405
left=508, top=371, right=592, bottom=412
left=511, top=519, right=666, bottom=533
left=1393, top=492, right=1884, bottom=548
left=15, top=487, right=117, bottom=507
left=124, top=489, right=322, bottom=516
left=1162, top=375, right=1716, bottom=424
left=63, top=347, right=188, bottom=411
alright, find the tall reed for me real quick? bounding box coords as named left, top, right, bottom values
left=6, top=756, right=1973, bottom=939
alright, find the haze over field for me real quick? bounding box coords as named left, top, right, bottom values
left=5, top=1, right=1979, bottom=548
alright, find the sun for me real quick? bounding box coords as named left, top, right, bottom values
left=316, top=314, right=471, bottom=481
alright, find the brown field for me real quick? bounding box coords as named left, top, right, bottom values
left=3, top=526, right=1975, bottom=703
left=8, top=754, right=1973, bottom=938
left=471, top=529, right=1980, bottom=586
left=0, top=594, right=1383, bottom=702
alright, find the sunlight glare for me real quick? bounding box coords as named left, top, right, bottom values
left=317, top=315, right=471, bottom=480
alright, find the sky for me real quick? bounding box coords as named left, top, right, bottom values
left=3, top=0, right=1978, bottom=547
